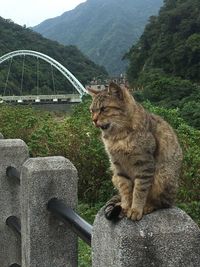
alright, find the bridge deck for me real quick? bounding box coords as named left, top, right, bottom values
left=0, top=94, right=81, bottom=103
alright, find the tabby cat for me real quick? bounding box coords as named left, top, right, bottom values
left=88, top=82, right=182, bottom=221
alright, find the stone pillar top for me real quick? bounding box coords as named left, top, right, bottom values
left=21, top=156, right=78, bottom=267
left=92, top=207, right=200, bottom=267
left=23, top=156, right=77, bottom=174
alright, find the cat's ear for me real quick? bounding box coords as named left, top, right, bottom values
left=108, top=82, right=124, bottom=99
left=87, top=87, right=100, bottom=97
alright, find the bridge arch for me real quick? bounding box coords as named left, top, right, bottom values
left=0, top=50, right=87, bottom=96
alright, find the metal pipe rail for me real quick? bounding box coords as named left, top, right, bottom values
left=48, top=198, right=92, bottom=246
left=6, top=166, right=92, bottom=247
left=6, top=216, right=21, bottom=236
left=6, top=216, right=21, bottom=267
left=6, top=166, right=20, bottom=184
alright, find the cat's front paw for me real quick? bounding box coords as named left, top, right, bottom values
left=143, top=205, right=155, bottom=215
left=127, top=207, right=143, bottom=221
left=121, top=202, right=130, bottom=214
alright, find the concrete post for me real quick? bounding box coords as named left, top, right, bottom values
left=92, top=207, right=200, bottom=267
left=0, top=133, right=4, bottom=139
left=21, top=156, right=78, bottom=267
left=0, top=139, right=29, bottom=267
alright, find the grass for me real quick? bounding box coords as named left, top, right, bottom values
left=77, top=202, right=103, bottom=267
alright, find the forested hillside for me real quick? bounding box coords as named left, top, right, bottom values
left=33, top=0, right=163, bottom=75
left=0, top=17, right=107, bottom=96
left=126, top=0, right=200, bottom=129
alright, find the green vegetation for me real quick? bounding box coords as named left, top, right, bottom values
left=126, top=0, right=200, bottom=129
left=0, top=100, right=113, bottom=202
left=126, top=0, right=200, bottom=82
left=0, top=100, right=199, bottom=218
left=0, top=17, right=107, bottom=96
left=78, top=203, right=103, bottom=267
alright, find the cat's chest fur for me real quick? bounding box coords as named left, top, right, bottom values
left=104, top=137, right=133, bottom=155
left=103, top=135, right=136, bottom=177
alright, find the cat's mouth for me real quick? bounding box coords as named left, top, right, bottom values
left=100, top=123, right=110, bottom=130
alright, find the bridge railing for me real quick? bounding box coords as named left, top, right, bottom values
left=0, top=94, right=81, bottom=104
left=0, top=134, right=200, bottom=267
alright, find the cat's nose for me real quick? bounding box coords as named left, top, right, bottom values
left=93, top=118, right=99, bottom=126
left=92, top=114, right=99, bottom=126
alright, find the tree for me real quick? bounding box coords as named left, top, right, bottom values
left=126, top=0, right=200, bottom=83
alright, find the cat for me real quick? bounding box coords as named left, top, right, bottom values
left=88, top=82, right=183, bottom=221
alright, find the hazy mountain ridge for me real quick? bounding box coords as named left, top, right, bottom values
left=33, top=0, right=164, bottom=75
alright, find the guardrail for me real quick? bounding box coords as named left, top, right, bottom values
left=6, top=166, right=92, bottom=247
left=0, top=137, right=88, bottom=266
left=6, top=163, right=91, bottom=267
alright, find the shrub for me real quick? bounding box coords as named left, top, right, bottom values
left=138, top=69, right=198, bottom=108
left=0, top=101, right=114, bottom=203
left=180, top=101, right=200, bottom=130
left=0, top=100, right=199, bottom=222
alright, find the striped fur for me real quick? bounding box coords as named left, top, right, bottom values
left=88, top=82, right=183, bottom=221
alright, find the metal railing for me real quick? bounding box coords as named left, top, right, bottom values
left=6, top=166, right=20, bottom=184
left=6, top=166, right=92, bottom=266
left=6, top=216, right=21, bottom=236
left=47, top=198, right=92, bottom=246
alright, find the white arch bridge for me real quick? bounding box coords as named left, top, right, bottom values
left=0, top=50, right=88, bottom=104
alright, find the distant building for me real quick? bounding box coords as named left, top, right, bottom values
left=86, top=74, right=128, bottom=91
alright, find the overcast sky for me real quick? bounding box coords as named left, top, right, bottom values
left=0, top=0, right=86, bottom=27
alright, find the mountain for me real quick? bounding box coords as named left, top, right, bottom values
left=125, top=0, right=200, bottom=129
left=126, top=0, right=200, bottom=83
left=33, top=0, right=163, bottom=75
left=0, top=17, right=107, bottom=96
